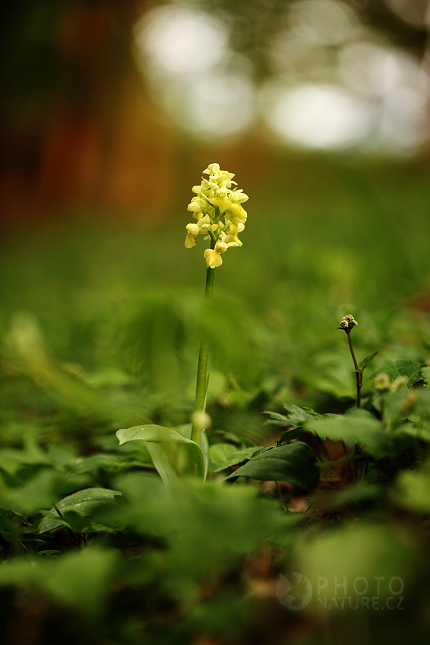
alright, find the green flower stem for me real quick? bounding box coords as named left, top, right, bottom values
left=191, top=247, right=216, bottom=446
left=347, top=332, right=361, bottom=409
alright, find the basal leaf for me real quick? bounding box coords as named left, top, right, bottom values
left=145, top=442, right=179, bottom=488
left=116, top=424, right=205, bottom=479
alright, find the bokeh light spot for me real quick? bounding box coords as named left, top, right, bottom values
left=135, top=5, right=228, bottom=76
left=263, top=83, right=370, bottom=149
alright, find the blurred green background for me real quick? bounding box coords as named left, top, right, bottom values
left=1, top=0, right=430, bottom=436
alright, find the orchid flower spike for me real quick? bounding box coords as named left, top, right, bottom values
left=184, top=163, right=249, bottom=268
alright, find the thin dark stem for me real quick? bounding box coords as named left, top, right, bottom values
left=344, top=329, right=362, bottom=482
left=275, top=481, right=290, bottom=512
left=362, top=456, right=369, bottom=480
left=316, top=435, right=331, bottom=461
left=54, top=504, right=80, bottom=548
left=347, top=332, right=361, bottom=408
left=340, top=439, right=353, bottom=481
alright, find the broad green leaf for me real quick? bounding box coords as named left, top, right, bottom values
left=145, top=442, right=179, bottom=488
left=304, top=410, right=405, bottom=459
left=226, top=442, right=319, bottom=491
left=371, top=359, right=422, bottom=387
left=175, top=423, right=209, bottom=479
left=41, top=509, right=118, bottom=535
left=38, top=487, right=122, bottom=534
left=305, top=410, right=377, bottom=440
left=116, top=424, right=205, bottom=479
left=400, top=422, right=430, bottom=442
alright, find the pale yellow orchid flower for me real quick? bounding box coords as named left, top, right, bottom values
left=185, top=163, right=248, bottom=267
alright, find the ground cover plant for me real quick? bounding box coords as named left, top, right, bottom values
left=1, top=158, right=430, bottom=644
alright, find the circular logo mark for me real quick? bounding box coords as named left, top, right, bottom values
left=276, top=572, right=313, bottom=611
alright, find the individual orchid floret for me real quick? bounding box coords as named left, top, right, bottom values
left=204, top=232, right=239, bottom=269
left=224, top=221, right=244, bottom=246
left=184, top=223, right=199, bottom=248
left=184, top=163, right=248, bottom=267
left=339, top=314, right=358, bottom=333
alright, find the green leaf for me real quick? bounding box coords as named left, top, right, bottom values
left=43, top=509, right=118, bottom=535
left=263, top=411, right=291, bottom=426
left=209, top=443, right=237, bottom=466
left=357, top=351, right=379, bottom=373
left=211, top=446, right=258, bottom=473
left=400, top=422, right=430, bottom=442
left=116, top=424, right=205, bottom=479
left=226, top=442, right=319, bottom=492
left=304, top=410, right=402, bottom=459
left=277, top=428, right=309, bottom=443
left=371, top=359, right=422, bottom=387
left=176, top=422, right=209, bottom=479
left=283, top=403, right=319, bottom=423
left=38, top=488, right=122, bottom=534
left=145, top=442, right=179, bottom=488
